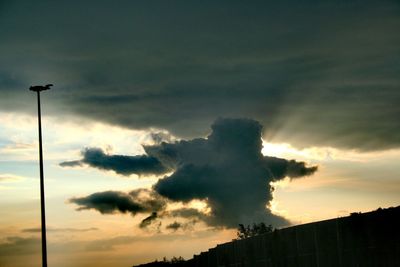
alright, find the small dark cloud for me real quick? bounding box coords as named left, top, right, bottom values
left=69, top=189, right=167, bottom=215
left=22, top=227, right=98, bottom=233
left=139, top=212, right=158, bottom=228
left=60, top=148, right=169, bottom=176
left=165, top=220, right=197, bottom=232
left=166, top=222, right=181, bottom=231
left=59, top=160, right=83, bottom=167
left=264, top=157, right=318, bottom=180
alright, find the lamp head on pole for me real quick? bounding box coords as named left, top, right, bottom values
left=29, top=84, right=53, bottom=92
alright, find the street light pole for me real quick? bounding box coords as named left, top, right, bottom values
left=30, top=84, right=53, bottom=267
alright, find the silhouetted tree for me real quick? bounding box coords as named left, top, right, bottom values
left=236, top=222, right=273, bottom=239
left=170, top=256, right=185, bottom=263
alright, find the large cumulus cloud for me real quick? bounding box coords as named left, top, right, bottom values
left=68, top=118, right=317, bottom=228
left=150, top=118, right=317, bottom=227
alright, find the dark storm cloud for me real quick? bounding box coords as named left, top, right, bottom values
left=69, top=118, right=317, bottom=228
left=1, top=1, right=399, bottom=150
left=70, top=189, right=167, bottom=215
left=150, top=118, right=317, bottom=227
left=60, top=147, right=169, bottom=176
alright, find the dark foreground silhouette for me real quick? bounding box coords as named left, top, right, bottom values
left=134, top=206, right=400, bottom=267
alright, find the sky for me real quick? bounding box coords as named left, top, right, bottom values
left=0, top=1, right=399, bottom=266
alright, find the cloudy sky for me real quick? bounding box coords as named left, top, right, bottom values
left=1, top=1, right=399, bottom=266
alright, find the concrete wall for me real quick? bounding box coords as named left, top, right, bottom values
left=186, top=207, right=400, bottom=267
left=134, top=207, right=400, bottom=267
